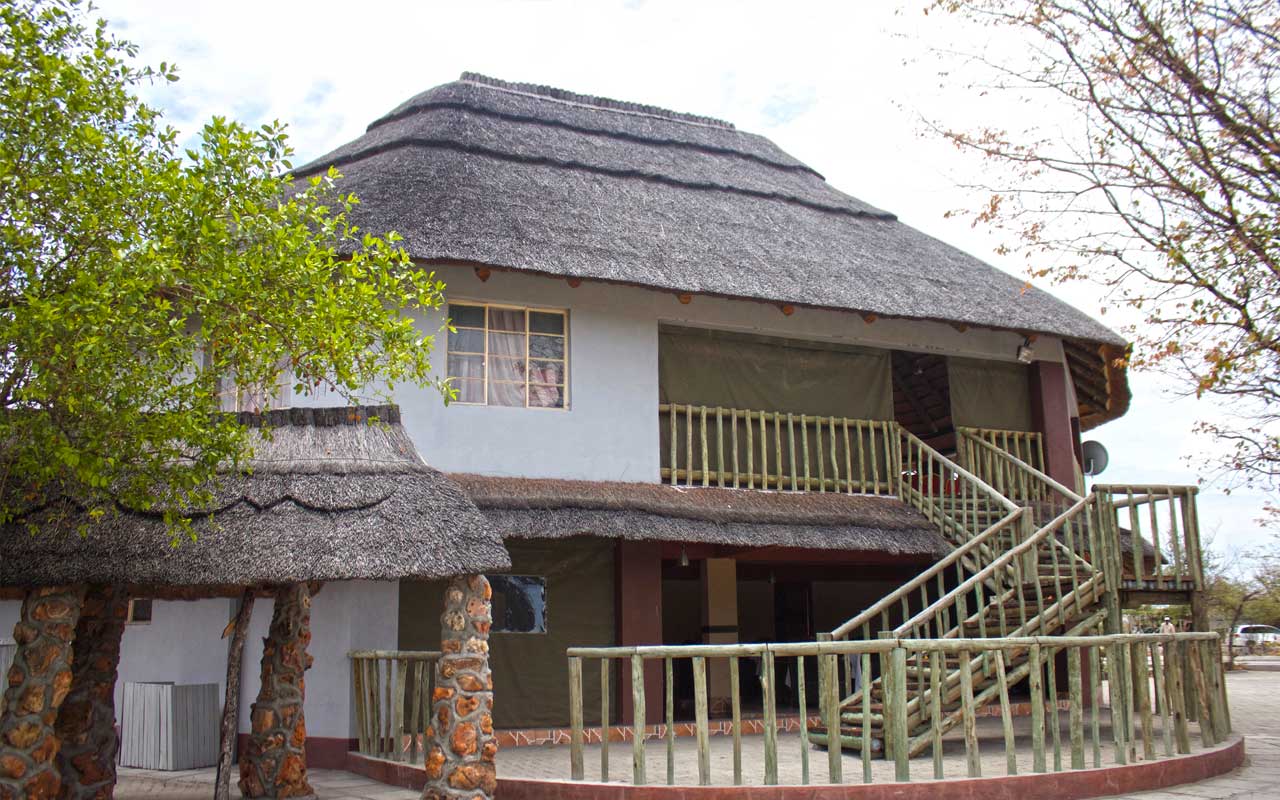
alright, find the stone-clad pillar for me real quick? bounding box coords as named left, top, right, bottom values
left=0, top=585, right=86, bottom=800
left=240, top=584, right=314, bottom=800
left=422, top=575, right=496, bottom=800
left=54, top=585, right=128, bottom=800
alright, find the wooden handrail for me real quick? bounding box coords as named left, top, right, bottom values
left=959, top=432, right=1082, bottom=502
left=564, top=630, right=1229, bottom=786
left=829, top=508, right=1023, bottom=639
left=898, top=495, right=1094, bottom=633
left=899, top=428, right=1019, bottom=514
left=348, top=649, right=440, bottom=763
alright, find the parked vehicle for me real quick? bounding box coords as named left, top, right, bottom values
left=1231, top=624, right=1280, bottom=653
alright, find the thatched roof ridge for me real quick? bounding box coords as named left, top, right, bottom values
left=1, top=405, right=510, bottom=590
left=453, top=474, right=950, bottom=556
left=296, top=72, right=1124, bottom=352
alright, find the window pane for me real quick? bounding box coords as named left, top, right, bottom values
left=529, top=335, right=564, bottom=359
left=488, top=380, right=525, bottom=406
left=529, top=385, right=565, bottom=409
left=530, top=311, right=565, bottom=335
left=488, top=308, right=526, bottom=332
left=488, top=331, right=525, bottom=359
left=448, top=328, right=484, bottom=353
left=452, top=378, right=484, bottom=404
left=489, top=356, right=525, bottom=382
left=447, top=354, right=485, bottom=380
left=489, top=575, right=547, bottom=633
left=449, top=304, right=485, bottom=328
left=528, top=360, right=564, bottom=385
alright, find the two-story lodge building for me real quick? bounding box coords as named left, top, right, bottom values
left=0, top=73, right=1138, bottom=764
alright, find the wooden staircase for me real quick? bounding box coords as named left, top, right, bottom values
left=810, top=430, right=1115, bottom=757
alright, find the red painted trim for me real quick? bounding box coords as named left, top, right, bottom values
left=235, top=734, right=355, bottom=770
left=1031, top=360, right=1078, bottom=490
left=347, top=736, right=1244, bottom=799
left=616, top=540, right=664, bottom=725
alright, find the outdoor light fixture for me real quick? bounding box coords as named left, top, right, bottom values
left=679, top=546, right=689, bottom=568
left=1016, top=338, right=1035, bottom=364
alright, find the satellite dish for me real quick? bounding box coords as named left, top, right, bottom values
left=1082, top=440, right=1109, bottom=477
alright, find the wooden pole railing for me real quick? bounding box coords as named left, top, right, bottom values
left=658, top=404, right=896, bottom=495
left=956, top=426, right=1046, bottom=476
left=957, top=429, right=1076, bottom=518
left=1092, top=484, right=1205, bottom=591
left=564, top=632, right=1228, bottom=787
left=348, top=650, right=440, bottom=763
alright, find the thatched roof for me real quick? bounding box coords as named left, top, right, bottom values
left=453, top=475, right=949, bottom=556
left=0, top=406, right=510, bottom=590
left=296, top=72, right=1129, bottom=428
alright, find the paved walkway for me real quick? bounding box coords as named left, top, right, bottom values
left=114, top=660, right=1280, bottom=799
left=1098, top=657, right=1280, bottom=800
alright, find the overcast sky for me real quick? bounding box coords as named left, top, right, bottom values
left=94, top=0, right=1273, bottom=559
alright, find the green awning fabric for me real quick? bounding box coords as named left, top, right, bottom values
left=658, top=327, right=893, bottom=419
left=947, top=356, right=1033, bottom=431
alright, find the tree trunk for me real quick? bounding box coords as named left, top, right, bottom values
left=53, top=585, right=128, bottom=800
left=215, top=592, right=255, bottom=800
left=239, top=584, right=314, bottom=800
left=0, top=585, right=87, bottom=800
left=422, top=575, right=496, bottom=800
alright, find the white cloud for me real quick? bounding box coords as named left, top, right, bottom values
left=91, top=0, right=1273, bottom=554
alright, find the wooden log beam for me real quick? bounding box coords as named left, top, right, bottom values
left=215, top=592, right=255, bottom=800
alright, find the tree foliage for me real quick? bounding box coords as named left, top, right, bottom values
left=929, top=0, right=1280, bottom=515
left=0, top=0, right=449, bottom=534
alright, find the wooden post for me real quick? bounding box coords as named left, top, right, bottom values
left=568, top=657, right=584, bottom=780
left=215, top=592, right=254, bottom=800
left=1030, top=642, right=1047, bottom=773
left=693, top=656, right=710, bottom=785
left=890, top=645, right=910, bottom=782
left=959, top=650, right=980, bottom=778
left=631, top=654, right=646, bottom=786
left=995, top=650, right=1017, bottom=775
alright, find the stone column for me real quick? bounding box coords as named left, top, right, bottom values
left=240, top=584, right=314, bottom=800
left=422, top=575, right=496, bottom=800
left=54, top=585, right=128, bottom=800
left=0, top=585, right=86, bottom=800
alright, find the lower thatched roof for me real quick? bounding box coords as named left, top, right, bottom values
left=452, top=475, right=949, bottom=556
left=1, top=406, right=510, bottom=590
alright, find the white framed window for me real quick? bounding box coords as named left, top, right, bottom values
left=446, top=302, right=569, bottom=409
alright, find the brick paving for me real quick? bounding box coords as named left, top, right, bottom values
left=113, top=660, right=1279, bottom=799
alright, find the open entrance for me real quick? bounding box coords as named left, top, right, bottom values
left=660, top=555, right=932, bottom=720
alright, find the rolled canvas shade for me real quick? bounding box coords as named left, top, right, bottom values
left=947, top=356, right=1034, bottom=431
left=659, top=327, right=893, bottom=419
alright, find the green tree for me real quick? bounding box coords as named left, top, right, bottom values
left=0, top=0, right=449, bottom=534
left=929, top=0, right=1280, bottom=518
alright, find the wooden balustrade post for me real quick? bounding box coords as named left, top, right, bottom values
left=568, top=657, right=584, bottom=780
left=888, top=644, right=910, bottom=782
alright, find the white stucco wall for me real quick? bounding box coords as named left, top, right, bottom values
left=237, top=581, right=398, bottom=740
left=114, top=598, right=233, bottom=710
left=0, top=599, right=19, bottom=643
left=292, top=262, right=1065, bottom=482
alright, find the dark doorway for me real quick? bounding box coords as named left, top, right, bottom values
left=890, top=350, right=954, bottom=454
